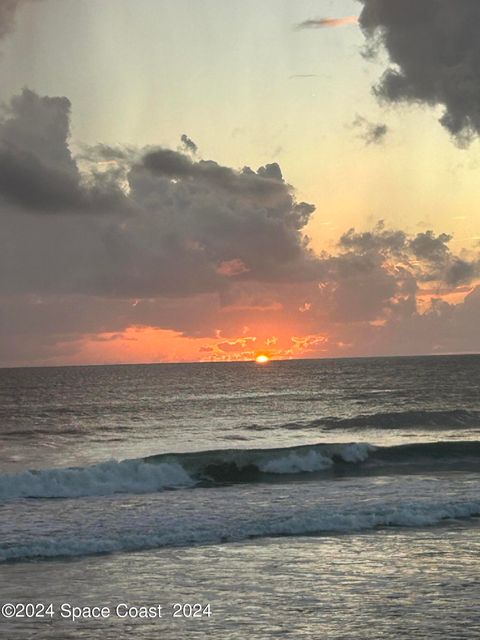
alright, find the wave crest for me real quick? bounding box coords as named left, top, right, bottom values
left=1, top=439, right=479, bottom=501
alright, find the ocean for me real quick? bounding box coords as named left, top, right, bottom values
left=0, top=355, right=479, bottom=638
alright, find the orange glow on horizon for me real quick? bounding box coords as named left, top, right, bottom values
left=36, top=321, right=337, bottom=368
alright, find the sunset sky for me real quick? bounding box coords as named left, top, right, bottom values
left=1, top=0, right=480, bottom=366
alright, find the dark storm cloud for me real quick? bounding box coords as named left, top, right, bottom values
left=0, top=146, right=86, bottom=211
left=0, top=89, right=320, bottom=298
left=0, top=90, right=125, bottom=212
left=352, top=115, right=388, bottom=145
left=139, top=148, right=291, bottom=204
left=358, top=0, right=480, bottom=144
left=128, top=152, right=319, bottom=288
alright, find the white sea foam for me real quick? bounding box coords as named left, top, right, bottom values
left=257, top=442, right=373, bottom=474
left=0, top=460, right=195, bottom=500
left=334, top=442, right=374, bottom=462
left=1, top=498, right=479, bottom=562
left=259, top=450, right=333, bottom=474
left=0, top=443, right=376, bottom=500
left=3, top=440, right=474, bottom=502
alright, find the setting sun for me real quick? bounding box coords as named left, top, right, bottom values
left=255, top=354, right=270, bottom=364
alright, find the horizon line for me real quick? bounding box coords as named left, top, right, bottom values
left=1, top=351, right=479, bottom=371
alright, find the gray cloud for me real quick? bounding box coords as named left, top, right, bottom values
left=0, top=0, right=41, bottom=41
left=1, top=88, right=479, bottom=365
left=339, top=223, right=406, bottom=253
left=139, top=148, right=291, bottom=204
left=409, top=230, right=480, bottom=285
left=0, top=90, right=320, bottom=299
left=0, top=90, right=125, bottom=212
left=359, top=0, right=480, bottom=144
left=338, top=224, right=480, bottom=287
left=180, top=134, right=198, bottom=155
left=445, top=259, right=478, bottom=287
left=347, top=285, right=480, bottom=357
left=352, top=114, right=388, bottom=145
left=410, top=231, right=452, bottom=263
left=0, top=0, right=22, bottom=39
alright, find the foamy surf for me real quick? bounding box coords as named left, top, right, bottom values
left=0, top=442, right=373, bottom=500
left=1, top=440, right=479, bottom=501
left=1, top=496, right=479, bottom=562
left=0, top=459, right=195, bottom=500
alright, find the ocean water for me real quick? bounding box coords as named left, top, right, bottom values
left=0, top=355, right=479, bottom=638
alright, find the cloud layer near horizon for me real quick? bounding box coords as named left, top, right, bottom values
left=0, top=88, right=479, bottom=365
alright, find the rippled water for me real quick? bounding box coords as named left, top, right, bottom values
left=2, top=523, right=480, bottom=639
left=0, top=355, right=479, bottom=638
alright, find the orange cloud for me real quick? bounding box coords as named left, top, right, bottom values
left=69, top=327, right=218, bottom=365
left=61, top=323, right=334, bottom=366
left=297, top=16, right=358, bottom=30
left=217, top=337, right=257, bottom=353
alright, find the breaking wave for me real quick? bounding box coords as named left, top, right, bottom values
left=1, top=440, right=479, bottom=501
